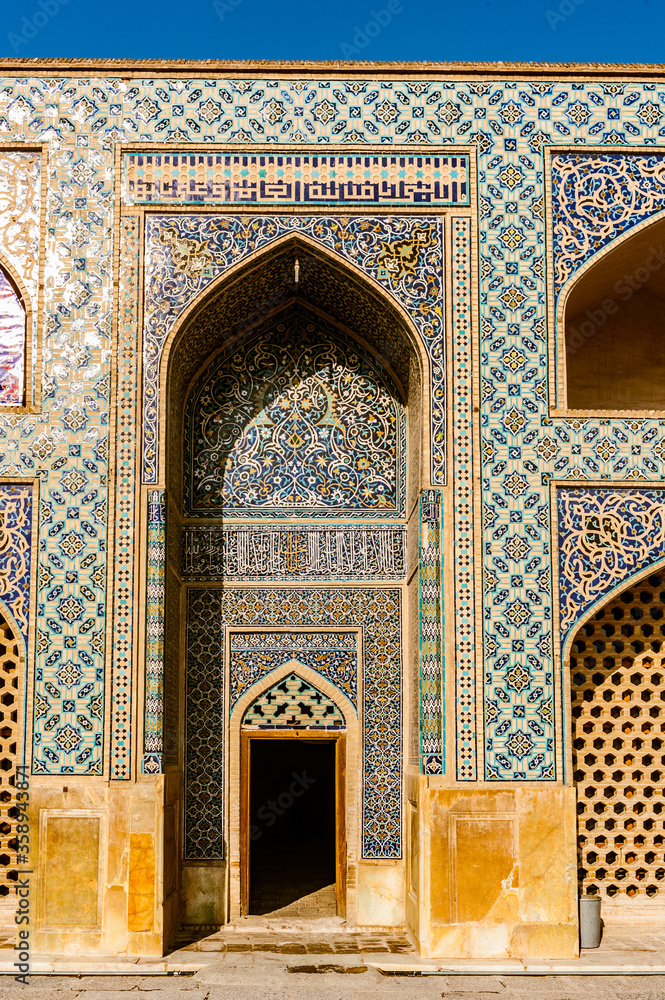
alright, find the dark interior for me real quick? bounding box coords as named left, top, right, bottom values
left=248, top=738, right=336, bottom=915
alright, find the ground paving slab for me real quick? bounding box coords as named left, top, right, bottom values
left=1, top=925, right=665, bottom=998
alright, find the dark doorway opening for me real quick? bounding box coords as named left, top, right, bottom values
left=248, top=738, right=337, bottom=916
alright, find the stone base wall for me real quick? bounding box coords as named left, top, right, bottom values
left=407, top=779, right=579, bottom=960
left=30, top=778, right=168, bottom=957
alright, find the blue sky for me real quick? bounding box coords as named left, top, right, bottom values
left=3, top=0, right=663, bottom=65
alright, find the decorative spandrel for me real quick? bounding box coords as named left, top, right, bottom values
left=184, top=310, right=405, bottom=518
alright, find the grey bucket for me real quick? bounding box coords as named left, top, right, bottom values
left=579, top=895, right=602, bottom=949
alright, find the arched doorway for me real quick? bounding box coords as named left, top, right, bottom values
left=162, top=236, right=425, bottom=930
left=570, top=568, right=665, bottom=920
left=234, top=666, right=352, bottom=918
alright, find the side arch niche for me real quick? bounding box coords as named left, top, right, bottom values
left=0, top=266, right=26, bottom=407
left=564, top=214, right=665, bottom=410
left=570, top=568, right=665, bottom=917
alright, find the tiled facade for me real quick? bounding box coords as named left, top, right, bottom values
left=3, top=58, right=665, bottom=959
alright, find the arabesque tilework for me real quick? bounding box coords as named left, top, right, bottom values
left=230, top=631, right=358, bottom=707
left=557, top=487, right=665, bottom=647
left=0, top=484, right=33, bottom=652
left=4, top=72, right=665, bottom=788
left=183, top=308, right=406, bottom=517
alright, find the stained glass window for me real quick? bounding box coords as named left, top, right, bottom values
left=0, top=271, right=25, bottom=406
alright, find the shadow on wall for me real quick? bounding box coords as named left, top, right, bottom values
left=565, top=216, right=665, bottom=410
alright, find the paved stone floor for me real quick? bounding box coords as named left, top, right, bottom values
left=3, top=926, right=665, bottom=998
left=178, top=923, right=413, bottom=953
left=248, top=882, right=337, bottom=918
left=2, top=963, right=665, bottom=1000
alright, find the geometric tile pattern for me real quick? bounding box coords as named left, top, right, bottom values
left=110, top=214, right=141, bottom=780
left=1, top=75, right=665, bottom=786
left=185, top=588, right=401, bottom=860
left=571, top=573, right=665, bottom=901
left=418, top=489, right=443, bottom=775
left=451, top=217, right=477, bottom=781
left=241, top=672, right=346, bottom=729
left=143, top=490, right=166, bottom=771
left=185, top=589, right=224, bottom=861
left=142, top=213, right=445, bottom=485
left=182, top=524, right=406, bottom=580
left=184, top=308, right=406, bottom=517
left=558, top=488, right=665, bottom=647
left=124, top=152, right=469, bottom=206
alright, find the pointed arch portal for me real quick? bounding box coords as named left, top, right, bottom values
left=166, top=230, right=416, bottom=926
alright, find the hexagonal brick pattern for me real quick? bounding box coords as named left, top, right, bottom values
left=0, top=613, right=21, bottom=906
left=571, top=573, right=665, bottom=901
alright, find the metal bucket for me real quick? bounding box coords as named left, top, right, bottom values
left=579, top=895, right=602, bottom=949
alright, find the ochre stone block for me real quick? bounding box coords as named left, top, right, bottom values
left=415, top=785, right=579, bottom=960
left=453, top=817, right=515, bottom=922
left=128, top=833, right=156, bottom=933
left=510, top=922, right=579, bottom=960
left=42, top=815, right=100, bottom=928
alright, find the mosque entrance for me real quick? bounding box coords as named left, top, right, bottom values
left=242, top=734, right=345, bottom=917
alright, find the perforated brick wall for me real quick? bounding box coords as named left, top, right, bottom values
left=571, top=573, right=665, bottom=900
left=0, top=612, right=21, bottom=903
